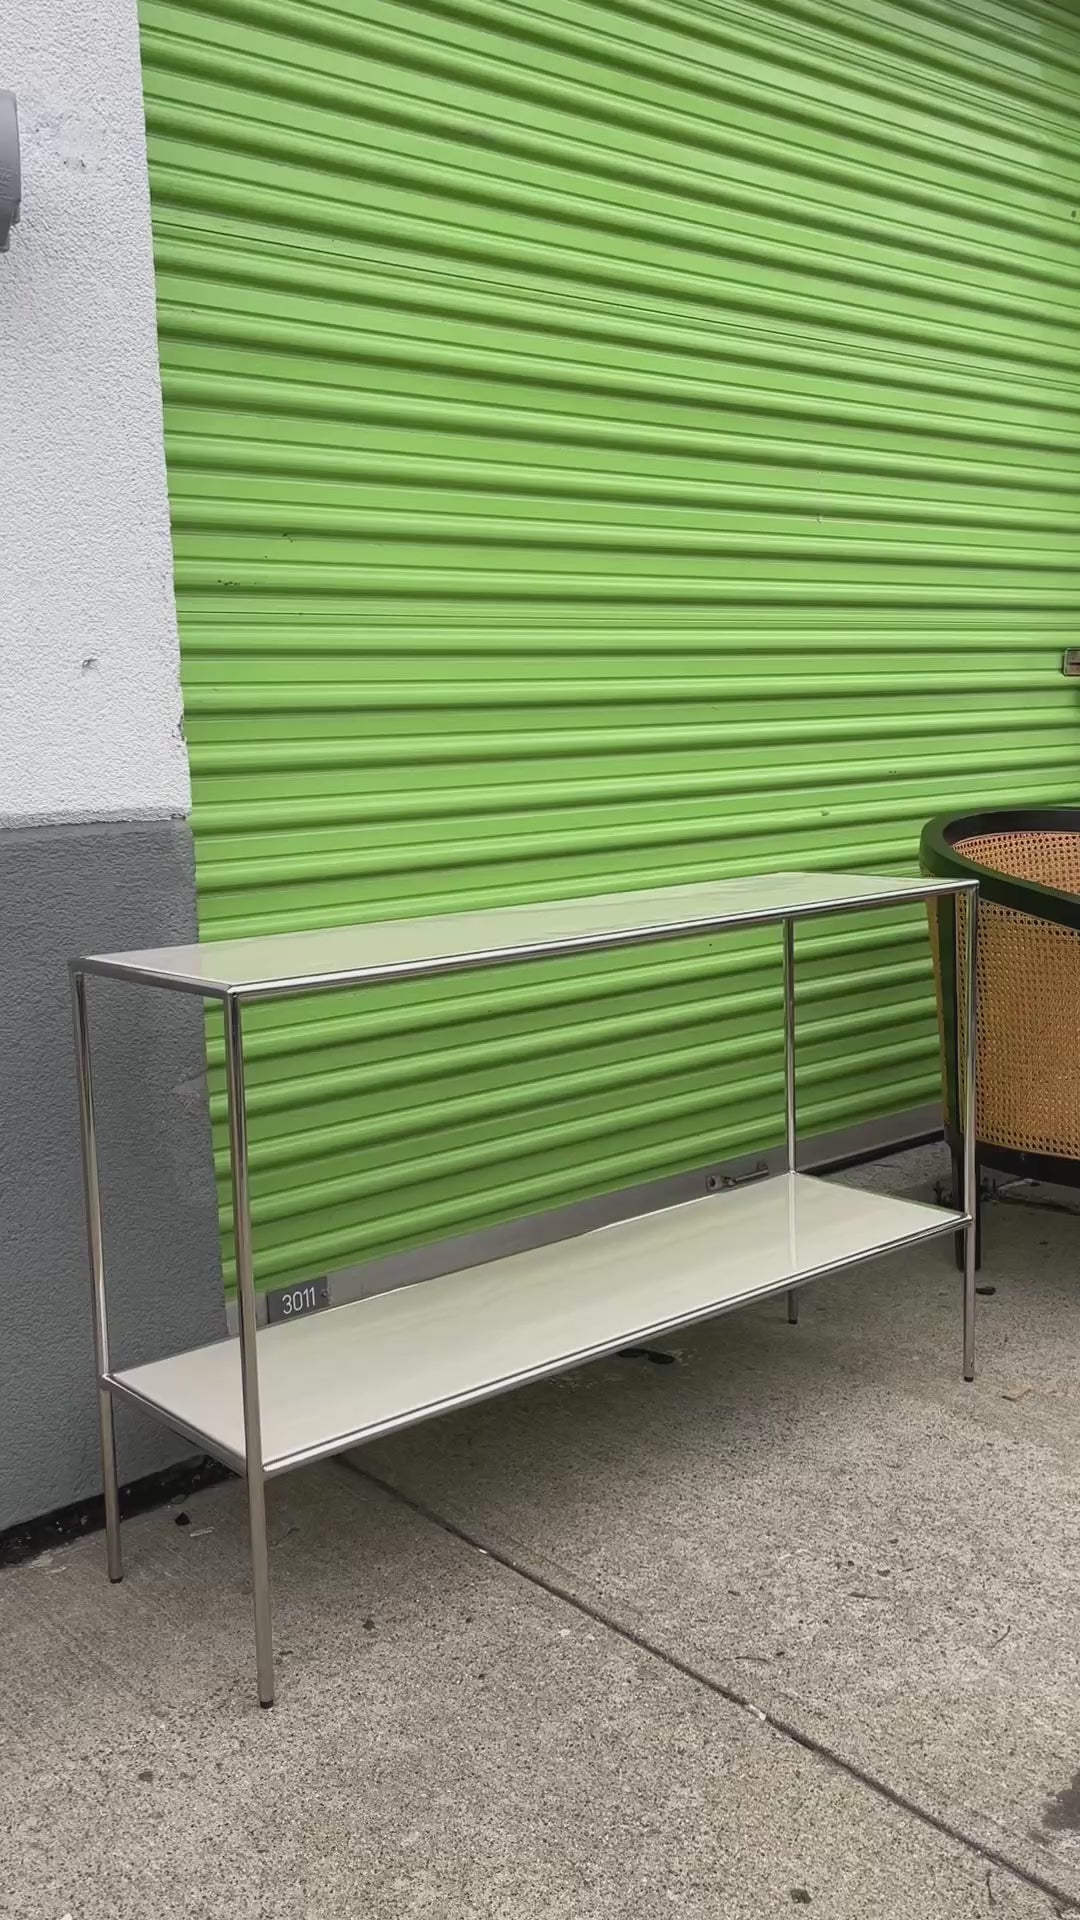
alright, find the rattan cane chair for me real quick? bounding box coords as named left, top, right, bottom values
left=921, top=809, right=1080, bottom=1264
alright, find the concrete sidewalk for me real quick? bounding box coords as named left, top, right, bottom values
left=3, top=1146, right=1079, bottom=1918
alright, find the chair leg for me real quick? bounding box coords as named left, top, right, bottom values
left=952, top=1144, right=981, bottom=1273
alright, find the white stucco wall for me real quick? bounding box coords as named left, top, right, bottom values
left=0, top=0, right=190, bottom=828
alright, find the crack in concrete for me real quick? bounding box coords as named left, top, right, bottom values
left=340, top=1458, right=1079, bottom=1916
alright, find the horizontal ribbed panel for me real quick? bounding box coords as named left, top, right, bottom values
left=138, top=0, right=1080, bottom=1289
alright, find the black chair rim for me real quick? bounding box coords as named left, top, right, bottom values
left=920, top=807, right=1080, bottom=929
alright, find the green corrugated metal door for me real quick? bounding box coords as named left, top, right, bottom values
left=139, top=0, right=1080, bottom=1292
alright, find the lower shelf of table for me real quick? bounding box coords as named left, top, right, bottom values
left=108, top=1171, right=963, bottom=1476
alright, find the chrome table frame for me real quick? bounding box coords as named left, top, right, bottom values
left=70, top=871, right=977, bottom=1707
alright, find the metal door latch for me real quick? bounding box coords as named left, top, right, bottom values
left=706, top=1160, right=770, bottom=1191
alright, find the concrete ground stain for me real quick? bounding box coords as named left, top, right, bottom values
left=1042, top=1771, right=1080, bottom=1833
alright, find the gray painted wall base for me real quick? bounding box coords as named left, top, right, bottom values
left=0, top=819, right=224, bottom=1529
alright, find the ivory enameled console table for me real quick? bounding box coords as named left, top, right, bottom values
left=71, top=870, right=977, bottom=1706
